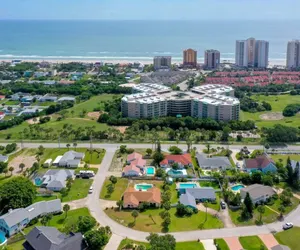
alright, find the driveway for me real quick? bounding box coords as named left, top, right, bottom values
left=224, top=237, right=243, bottom=250
left=201, top=239, right=217, bottom=250
left=259, top=234, right=279, bottom=249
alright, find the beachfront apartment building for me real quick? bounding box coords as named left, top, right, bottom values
left=236, top=38, right=269, bottom=68
left=204, top=49, right=220, bottom=69
left=153, top=56, right=172, bottom=70
left=183, top=49, right=197, bottom=67
left=286, top=40, right=300, bottom=69
left=121, top=83, right=240, bottom=121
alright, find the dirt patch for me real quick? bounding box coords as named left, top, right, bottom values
left=260, top=112, right=284, bottom=121
left=113, top=126, right=128, bottom=133
left=87, top=112, right=101, bottom=120
left=27, top=117, right=40, bottom=124
left=10, top=155, right=37, bottom=175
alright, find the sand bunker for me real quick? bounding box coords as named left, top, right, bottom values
left=87, top=112, right=101, bottom=120
left=260, top=112, right=284, bottom=121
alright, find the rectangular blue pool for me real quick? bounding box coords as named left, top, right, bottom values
left=179, top=183, right=197, bottom=189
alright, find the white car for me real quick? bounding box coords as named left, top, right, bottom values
left=89, top=186, right=93, bottom=194
left=283, top=222, right=293, bottom=230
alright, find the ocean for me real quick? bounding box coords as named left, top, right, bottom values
left=0, top=20, right=298, bottom=64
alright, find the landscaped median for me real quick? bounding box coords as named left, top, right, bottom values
left=105, top=207, right=223, bottom=232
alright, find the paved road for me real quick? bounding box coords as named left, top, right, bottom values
left=3, top=142, right=300, bottom=247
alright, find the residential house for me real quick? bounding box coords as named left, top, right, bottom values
left=0, top=112, right=5, bottom=121
left=243, top=153, right=277, bottom=173
left=20, top=95, right=34, bottom=103
left=0, top=200, right=61, bottom=237
left=0, top=154, right=8, bottom=163
left=196, top=153, right=231, bottom=170
left=40, top=169, right=74, bottom=191
left=43, top=80, right=56, bottom=85
left=17, top=108, right=40, bottom=117
left=57, top=97, right=76, bottom=102
left=123, top=187, right=161, bottom=208
left=123, top=152, right=146, bottom=176
left=179, top=187, right=216, bottom=209
left=0, top=95, right=5, bottom=100
left=58, top=80, right=75, bottom=85
left=10, top=93, right=23, bottom=101
left=271, top=245, right=291, bottom=250
left=58, top=151, right=85, bottom=168
left=240, top=184, right=276, bottom=204
left=160, top=154, right=192, bottom=168
left=23, top=226, right=86, bottom=250
left=34, top=72, right=48, bottom=78
left=39, top=94, right=58, bottom=102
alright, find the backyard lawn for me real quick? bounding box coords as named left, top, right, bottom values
left=275, top=227, right=300, bottom=250
left=100, top=178, right=129, bottom=200
left=271, top=154, right=300, bottom=163
left=105, top=207, right=223, bottom=232
left=214, top=239, right=230, bottom=250
left=239, top=236, right=267, bottom=250
left=61, top=178, right=93, bottom=202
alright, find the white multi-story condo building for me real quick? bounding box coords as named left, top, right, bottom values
left=286, top=40, right=300, bottom=69
left=153, top=56, right=172, bottom=70
left=121, top=83, right=240, bottom=121
left=236, top=38, right=269, bottom=68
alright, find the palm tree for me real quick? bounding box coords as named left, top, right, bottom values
left=19, top=163, right=25, bottom=172
left=206, top=143, right=211, bottom=154
left=257, top=205, right=265, bottom=223
left=66, top=143, right=70, bottom=150
left=8, top=166, right=14, bottom=176
left=116, top=200, right=123, bottom=211
left=131, top=210, right=139, bottom=223
left=278, top=205, right=285, bottom=218
left=63, top=204, right=70, bottom=219
left=73, top=142, right=77, bottom=151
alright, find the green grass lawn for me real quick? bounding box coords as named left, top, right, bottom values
left=62, top=178, right=93, bottom=202
left=5, top=100, right=20, bottom=105
left=33, top=101, right=56, bottom=106
left=271, top=154, right=300, bottom=164
left=105, top=207, right=223, bottom=232
left=275, top=227, right=300, bottom=250
left=214, top=239, right=230, bottom=250
left=200, top=181, right=220, bottom=189
left=205, top=192, right=221, bottom=211
left=240, top=94, right=300, bottom=128
left=100, top=178, right=129, bottom=201
left=239, top=236, right=267, bottom=250
left=117, top=239, right=204, bottom=250
left=7, top=208, right=91, bottom=249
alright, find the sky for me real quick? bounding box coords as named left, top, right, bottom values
left=1, top=0, right=300, bottom=20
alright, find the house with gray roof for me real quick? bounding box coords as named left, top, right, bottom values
left=58, top=151, right=84, bottom=168
left=40, top=169, right=74, bottom=191
left=179, top=187, right=216, bottom=209
left=57, top=97, right=76, bottom=102
left=0, top=200, right=61, bottom=237
left=23, top=226, right=86, bottom=250
left=240, top=184, right=276, bottom=204
left=196, top=153, right=231, bottom=170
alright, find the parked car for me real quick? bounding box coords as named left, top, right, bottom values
left=220, top=201, right=226, bottom=209
left=89, top=186, right=93, bottom=194
left=283, top=222, right=293, bottom=230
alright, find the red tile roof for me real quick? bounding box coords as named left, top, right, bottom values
left=160, top=154, right=192, bottom=166
left=245, top=154, right=274, bottom=169
left=123, top=187, right=161, bottom=207
left=127, top=152, right=143, bottom=162
left=123, top=164, right=141, bottom=174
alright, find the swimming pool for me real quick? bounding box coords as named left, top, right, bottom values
left=167, top=169, right=187, bottom=176
left=179, top=183, right=197, bottom=189
left=0, top=231, right=7, bottom=246
left=34, top=178, right=43, bottom=186
left=231, top=184, right=245, bottom=192
left=146, top=167, right=155, bottom=176
left=135, top=183, right=153, bottom=191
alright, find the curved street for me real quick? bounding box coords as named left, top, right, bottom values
left=4, top=142, right=300, bottom=249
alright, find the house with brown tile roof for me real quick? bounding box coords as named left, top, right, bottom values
left=243, top=153, right=277, bottom=173
left=126, top=152, right=146, bottom=168
left=123, top=152, right=146, bottom=177
left=160, top=154, right=192, bottom=169
left=123, top=187, right=161, bottom=208
left=122, top=164, right=143, bottom=177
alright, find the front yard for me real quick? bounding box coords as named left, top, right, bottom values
left=100, top=178, right=129, bottom=200
left=239, top=236, right=267, bottom=250
left=275, top=227, right=300, bottom=250
left=105, top=207, right=223, bottom=232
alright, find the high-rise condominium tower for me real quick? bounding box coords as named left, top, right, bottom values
left=204, top=49, right=221, bottom=69
left=255, top=40, right=269, bottom=68
left=235, top=38, right=269, bottom=68
left=153, top=56, right=172, bottom=70
left=286, top=40, right=300, bottom=69
left=183, top=49, right=197, bottom=67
